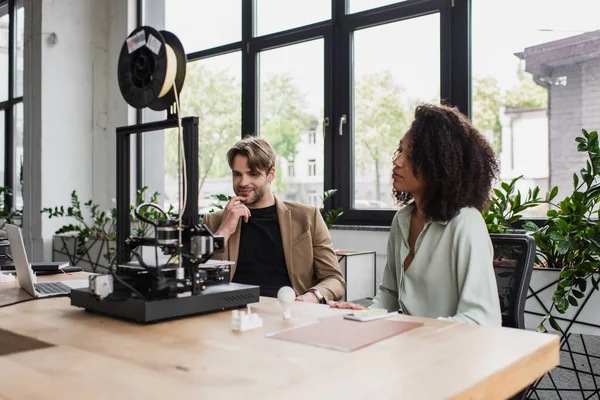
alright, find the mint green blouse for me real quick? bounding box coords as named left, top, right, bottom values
left=371, top=205, right=502, bottom=326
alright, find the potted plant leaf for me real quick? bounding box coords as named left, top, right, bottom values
left=43, top=186, right=173, bottom=272
left=522, top=129, right=600, bottom=334
left=482, top=175, right=552, bottom=234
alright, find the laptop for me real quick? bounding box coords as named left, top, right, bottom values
left=5, top=224, right=89, bottom=298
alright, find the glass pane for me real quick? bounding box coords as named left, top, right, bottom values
left=0, top=4, right=8, bottom=102
left=164, top=52, right=241, bottom=213
left=14, top=0, right=23, bottom=98
left=349, top=0, right=408, bottom=14
left=259, top=39, right=324, bottom=206
left=256, top=0, right=330, bottom=37
left=472, top=0, right=600, bottom=217
left=353, top=14, right=440, bottom=209
left=13, top=102, right=22, bottom=211
left=0, top=112, right=5, bottom=190
left=164, top=0, right=241, bottom=52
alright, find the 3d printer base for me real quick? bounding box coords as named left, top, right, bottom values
left=70, top=282, right=260, bottom=323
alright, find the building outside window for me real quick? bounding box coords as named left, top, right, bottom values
left=472, top=0, right=600, bottom=217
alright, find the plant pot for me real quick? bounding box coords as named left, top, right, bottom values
left=525, top=267, right=600, bottom=335
left=524, top=267, right=600, bottom=398
left=52, top=235, right=114, bottom=273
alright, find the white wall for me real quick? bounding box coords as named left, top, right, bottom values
left=23, top=0, right=136, bottom=260
left=141, top=0, right=166, bottom=204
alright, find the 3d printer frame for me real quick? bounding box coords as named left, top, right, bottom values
left=69, top=116, right=260, bottom=322
left=115, top=116, right=198, bottom=270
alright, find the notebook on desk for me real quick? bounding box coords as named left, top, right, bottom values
left=267, top=314, right=423, bottom=352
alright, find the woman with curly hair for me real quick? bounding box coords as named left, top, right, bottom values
left=331, top=104, right=502, bottom=325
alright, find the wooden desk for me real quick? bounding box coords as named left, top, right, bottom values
left=0, top=273, right=559, bottom=400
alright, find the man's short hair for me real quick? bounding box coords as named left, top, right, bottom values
left=227, top=136, right=276, bottom=174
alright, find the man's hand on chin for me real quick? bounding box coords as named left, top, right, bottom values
left=295, top=292, right=320, bottom=303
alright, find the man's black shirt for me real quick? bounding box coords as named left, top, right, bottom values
left=232, top=204, right=292, bottom=297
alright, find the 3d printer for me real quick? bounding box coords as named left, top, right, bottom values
left=69, top=26, right=260, bottom=322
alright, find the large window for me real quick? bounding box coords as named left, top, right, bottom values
left=164, top=0, right=241, bottom=53
left=353, top=14, right=440, bottom=209
left=145, top=0, right=469, bottom=225
left=164, top=53, right=241, bottom=214
left=472, top=0, right=600, bottom=217
left=259, top=39, right=324, bottom=204
left=0, top=0, right=24, bottom=213
left=256, top=0, right=330, bottom=36
left=348, top=0, right=409, bottom=14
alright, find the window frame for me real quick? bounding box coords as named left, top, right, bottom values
left=0, top=0, right=24, bottom=211
left=141, top=0, right=471, bottom=226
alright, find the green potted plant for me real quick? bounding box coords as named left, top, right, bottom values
left=522, top=129, right=600, bottom=333
left=320, top=189, right=343, bottom=229
left=482, top=175, right=552, bottom=234
left=43, top=186, right=173, bottom=272
left=485, top=129, right=600, bottom=335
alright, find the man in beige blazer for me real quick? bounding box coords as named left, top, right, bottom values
left=203, top=137, right=345, bottom=303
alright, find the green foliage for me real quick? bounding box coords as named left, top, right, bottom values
left=260, top=74, right=313, bottom=195
left=482, top=175, right=551, bottom=233
left=130, top=187, right=175, bottom=238
left=522, top=130, right=600, bottom=332
left=203, top=191, right=343, bottom=229
left=42, top=190, right=115, bottom=253
left=260, top=74, right=311, bottom=162
left=209, top=194, right=232, bottom=212
left=355, top=72, right=411, bottom=202
left=165, top=62, right=241, bottom=194
left=320, top=189, right=343, bottom=229
left=0, top=186, right=22, bottom=226
left=473, top=70, right=548, bottom=154
left=42, top=187, right=173, bottom=260
left=505, top=71, right=548, bottom=109
left=472, top=76, right=503, bottom=153
left=488, top=130, right=600, bottom=332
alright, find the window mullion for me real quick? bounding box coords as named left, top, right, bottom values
left=6, top=0, right=14, bottom=209
left=331, top=0, right=352, bottom=218
left=241, top=0, right=257, bottom=137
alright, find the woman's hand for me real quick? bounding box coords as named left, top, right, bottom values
left=328, top=301, right=366, bottom=310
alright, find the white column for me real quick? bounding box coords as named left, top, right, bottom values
left=23, top=0, right=136, bottom=260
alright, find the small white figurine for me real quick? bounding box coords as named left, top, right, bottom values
left=0, top=272, right=14, bottom=283
left=231, top=305, right=263, bottom=332
left=277, top=286, right=296, bottom=320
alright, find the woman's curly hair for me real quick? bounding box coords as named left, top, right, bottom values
left=394, top=104, right=499, bottom=222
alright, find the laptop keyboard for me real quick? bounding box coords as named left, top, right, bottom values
left=35, top=282, right=71, bottom=295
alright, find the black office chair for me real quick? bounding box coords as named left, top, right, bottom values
left=490, top=233, right=536, bottom=330
left=491, top=233, right=537, bottom=400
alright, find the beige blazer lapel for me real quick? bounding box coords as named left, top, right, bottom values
left=227, top=219, right=242, bottom=279
left=275, top=198, right=294, bottom=286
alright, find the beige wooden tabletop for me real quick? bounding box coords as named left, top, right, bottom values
left=0, top=272, right=559, bottom=400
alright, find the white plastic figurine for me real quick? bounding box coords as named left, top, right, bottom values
left=0, top=272, right=14, bottom=283
left=277, top=286, right=295, bottom=320
left=231, top=305, right=263, bottom=332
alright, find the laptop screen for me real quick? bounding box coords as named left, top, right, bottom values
left=5, top=224, right=37, bottom=296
